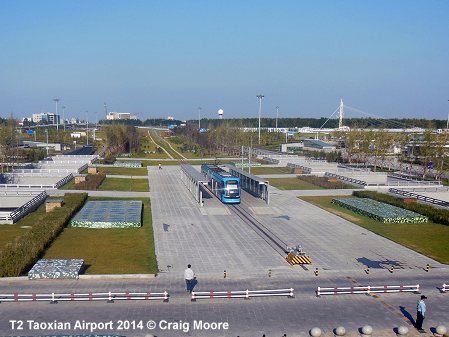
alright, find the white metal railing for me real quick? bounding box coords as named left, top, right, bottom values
left=8, top=192, right=48, bottom=222
left=191, top=288, right=294, bottom=300
left=317, top=284, right=419, bottom=296
left=442, top=283, right=448, bottom=292
left=0, top=184, right=54, bottom=190
left=54, top=174, right=74, bottom=188
left=0, top=291, right=169, bottom=303
left=13, top=169, right=78, bottom=175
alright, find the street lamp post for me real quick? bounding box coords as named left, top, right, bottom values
left=447, top=100, right=449, bottom=130
left=198, top=107, right=202, bottom=130
left=275, top=106, right=279, bottom=130
left=53, top=98, right=60, bottom=132
left=256, top=94, right=264, bottom=144
left=45, top=129, right=49, bottom=156
left=85, top=111, right=89, bottom=146
left=62, top=105, right=66, bottom=132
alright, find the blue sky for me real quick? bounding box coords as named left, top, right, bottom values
left=1, top=1, right=448, bottom=121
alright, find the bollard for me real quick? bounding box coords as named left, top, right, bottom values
left=425, top=264, right=430, bottom=272
left=361, top=325, right=373, bottom=336
left=314, top=268, right=319, bottom=276
left=335, top=326, right=346, bottom=336
left=224, top=270, right=227, bottom=278
left=310, top=327, right=322, bottom=337
left=397, top=326, right=408, bottom=335
left=435, top=325, right=447, bottom=336
left=268, top=269, right=272, bottom=277
left=389, top=266, right=394, bottom=273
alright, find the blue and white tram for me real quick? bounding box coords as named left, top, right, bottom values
left=201, top=164, right=241, bottom=204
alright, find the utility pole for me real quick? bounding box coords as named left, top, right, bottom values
left=198, top=107, right=202, bottom=130
left=275, top=106, right=279, bottom=130
left=256, top=94, right=264, bottom=144
left=85, top=111, right=89, bottom=146
left=53, top=98, right=60, bottom=132
left=45, top=129, right=49, bottom=156
left=62, top=105, right=66, bottom=131
left=447, top=100, right=449, bottom=130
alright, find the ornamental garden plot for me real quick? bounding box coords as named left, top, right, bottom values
left=70, top=200, right=142, bottom=228
left=332, top=197, right=428, bottom=224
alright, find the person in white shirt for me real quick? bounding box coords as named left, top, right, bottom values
left=415, top=295, right=427, bottom=331
left=184, top=264, right=195, bottom=293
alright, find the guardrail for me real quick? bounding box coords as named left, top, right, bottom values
left=191, top=288, right=294, bottom=301
left=324, top=172, right=367, bottom=186
left=54, top=174, right=74, bottom=189
left=262, top=156, right=280, bottom=164
left=389, top=188, right=449, bottom=208
left=0, top=291, right=169, bottom=303
left=286, top=163, right=312, bottom=174
left=0, top=184, right=54, bottom=189
left=316, top=284, right=419, bottom=296
left=0, top=191, right=47, bottom=224
left=388, top=172, right=441, bottom=185
left=13, top=169, right=78, bottom=175
left=442, top=284, right=448, bottom=293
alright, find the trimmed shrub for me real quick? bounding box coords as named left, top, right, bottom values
left=0, top=193, right=87, bottom=277
left=333, top=197, right=428, bottom=223
left=298, top=176, right=353, bottom=189
left=353, top=190, right=449, bottom=226
left=75, top=174, right=106, bottom=190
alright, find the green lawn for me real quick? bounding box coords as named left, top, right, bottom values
left=97, top=166, right=148, bottom=176
left=98, top=177, right=149, bottom=192
left=269, top=177, right=324, bottom=190
left=0, top=204, right=46, bottom=249
left=60, top=178, right=76, bottom=190
left=301, top=196, right=449, bottom=264
left=244, top=167, right=294, bottom=175
left=43, top=197, right=157, bottom=274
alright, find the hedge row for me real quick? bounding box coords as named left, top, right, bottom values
left=75, top=174, right=106, bottom=190
left=353, top=190, right=449, bottom=226
left=0, top=193, right=88, bottom=277
left=298, top=175, right=353, bottom=189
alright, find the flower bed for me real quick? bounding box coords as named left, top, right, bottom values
left=332, top=197, right=428, bottom=224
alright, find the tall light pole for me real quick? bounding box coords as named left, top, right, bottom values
left=53, top=98, right=60, bottom=132
left=85, top=110, right=89, bottom=146
left=447, top=100, right=449, bottom=130
left=62, top=105, right=66, bottom=132
left=198, top=107, right=202, bottom=130
left=256, top=94, right=264, bottom=144
left=104, top=102, right=108, bottom=119
left=45, top=129, right=49, bottom=156
left=275, top=106, right=279, bottom=130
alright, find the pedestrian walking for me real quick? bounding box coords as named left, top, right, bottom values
left=415, top=295, right=427, bottom=332
left=158, top=163, right=162, bottom=170
left=184, top=264, right=195, bottom=293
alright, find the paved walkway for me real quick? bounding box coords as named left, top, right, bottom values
left=0, top=270, right=447, bottom=336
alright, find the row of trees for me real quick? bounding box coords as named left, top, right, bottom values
left=102, top=124, right=140, bottom=159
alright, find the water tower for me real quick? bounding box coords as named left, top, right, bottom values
left=218, top=109, right=224, bottom=120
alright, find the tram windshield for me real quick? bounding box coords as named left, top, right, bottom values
left=226, top=180, right=239, bottom=196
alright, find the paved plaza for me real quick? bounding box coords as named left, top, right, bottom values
left=0, top=164, right=448, bottom=336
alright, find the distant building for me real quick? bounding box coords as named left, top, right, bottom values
left=32, top=113, right=60, bottom=124
left=70, top=118, right=79, bottom=124
left=167, top=116, right=175, bottom=121
left=106, top=112, right=137, bottom=120
left=303, top=139, right=336, bottom=153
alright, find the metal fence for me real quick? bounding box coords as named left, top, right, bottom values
left=191, top=288, right=294, bottom=300
left=317, top=284, right=419, bottom=296
left=389, top=188, right=449, bottom=208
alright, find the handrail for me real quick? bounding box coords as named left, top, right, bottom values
left=317, top=284, right=419, bottom=296
left=0, top=291, right=169, bottom=303
left=191, top=288, right=294, bottom=300
left=389, top=188, right=449, bottom=208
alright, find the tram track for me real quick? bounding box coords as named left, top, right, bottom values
left=229, top=203, right=288, bottom=258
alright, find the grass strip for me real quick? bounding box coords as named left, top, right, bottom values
left=301, top=196, right=449, bottom=264
left=43, top=197, right=157, bottom=274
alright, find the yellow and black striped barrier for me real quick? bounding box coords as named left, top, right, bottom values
left=286, top=252, right=312, bottom=265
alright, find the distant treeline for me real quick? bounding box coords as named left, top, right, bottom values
left=99, top=117, right=446, bottom=129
